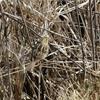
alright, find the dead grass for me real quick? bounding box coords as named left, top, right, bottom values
left=0, top=0, right=100, bottom=100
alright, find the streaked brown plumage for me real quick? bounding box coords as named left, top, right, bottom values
left=26, top=36, right=49, bottom=72
left=33, top=36, right=49, bottom=62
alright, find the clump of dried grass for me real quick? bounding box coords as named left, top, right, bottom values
left=0, top=0, right=100, bottom=100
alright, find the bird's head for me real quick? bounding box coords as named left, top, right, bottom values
left=41, top=36, right=49, bottom=45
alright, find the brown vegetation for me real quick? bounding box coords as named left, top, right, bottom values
left=0, top=0, right=100, bottom=100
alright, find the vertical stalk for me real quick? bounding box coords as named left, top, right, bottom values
left=38, top=66, right=41, bottom=100
left=89, top=0, right=96, bottom=69
left=5, top=29, right=13, bottom=100
left=93, top=0, right=98, bottom=69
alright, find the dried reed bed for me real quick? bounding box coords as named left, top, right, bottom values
left=0, top=0, right=100, bottom=100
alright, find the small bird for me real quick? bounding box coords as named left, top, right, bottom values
left=26, top=36, right=49, bottom=72
left=33, top=36, right=49, bottom=62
